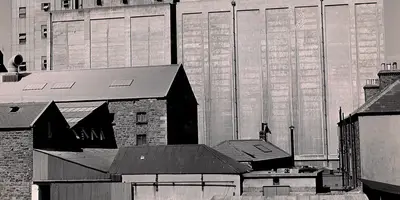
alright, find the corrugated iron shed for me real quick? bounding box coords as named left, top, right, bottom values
left=109, top=144, right=251, bottom=175
left=36, top=148, right=119, bottom=172
left=0, top=64, right=182, bottom=103
left=214, top=140, right=291, bottom=162
left=56, top=101, right=107, bottom=127
left=0, top=101, right=51, bottom=129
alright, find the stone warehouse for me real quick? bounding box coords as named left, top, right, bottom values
left=0, top=64, right=199, bottom=146
left=2, top=0, right=400, bottom=167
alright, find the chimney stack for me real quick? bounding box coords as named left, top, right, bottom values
left=0, top=51, right=7, bottom=73
left=378, top=62, right=400, bottom=90
left=364, top=79, right=379, bottom=101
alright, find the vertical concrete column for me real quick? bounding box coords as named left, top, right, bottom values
left=84, top=10, right=91, bottom=69
left=124, top=9, right=131, bottom=68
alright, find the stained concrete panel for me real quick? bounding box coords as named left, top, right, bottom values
left=295, top=6, right=323, bottom=155
left=266, top=8, right=291, bottom=152
left=325, top=5, right=351, bottom=156
left=237, top=10, right=262, bottom=140
left=91, top=20, right=108, bottom=69
left=208, top=11, right=233, bottom=146
left=182, top=13, right=206, bottom=144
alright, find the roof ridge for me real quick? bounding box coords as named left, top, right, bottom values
left=358, top=80, right=400, bottom=113
left=204, top=145, right=243, bottom=174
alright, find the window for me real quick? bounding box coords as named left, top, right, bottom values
left=136, top=112, right=148, bottom=124
left=122, top=0, right=128, bottom=4
left=41, top=25, right=48, bottom=39
left=63, top=0, right=70, bottom=8
left=19, top=33, right=26, bottom=44
left=41, top=56, right=47, bottom=70
left=96, top=0, right=102, bottom=6
left=136, top=134, right=147, bottom=146
left=19, top=62, right=26, bottom=71
left=273, top=178, right=280, bottom=186
left=19, top=7, right=26, bottom=18
left=41, top=3, right=50, bottom=11
left=9, top=107, right=20, bottom=113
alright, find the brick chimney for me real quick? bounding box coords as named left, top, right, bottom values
left=364, top=79, right=379, bottom=101
left=378, top=62, right=400, bottom=90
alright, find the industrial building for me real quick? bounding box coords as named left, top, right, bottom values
left=2, top=0, right=400, bottom=167
left=338, top=64, right=400, bottom=199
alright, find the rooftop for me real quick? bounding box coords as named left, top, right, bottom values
left=109, top=144, right=251, bottom=175
left=0, top=101, right=51, bottom=129
left=56, top=101, right=106, bottom=127
left=214, top=140, right=291, bottom=162
left=0, top=64, right=182, bottom=103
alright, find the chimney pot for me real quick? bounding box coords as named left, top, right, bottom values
left=387, top=63, right=392, bottom=70
left=382, top=63, right=386, bottom=70
left=393, top=62, right=398, bottom=70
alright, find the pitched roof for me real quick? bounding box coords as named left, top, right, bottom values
left=0, top=64, right=182, bottom=103
left=0, top=101, right=51, bottom=129
left=109, top=144, right=251, bottom=175
left=56, top=101, right=106, bottom=128
left=36, top=148, right=119, bottom=172
left=214, top=140, right=291, bottom=162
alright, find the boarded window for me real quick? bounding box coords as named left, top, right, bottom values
left=41, top=25, right=48, bottom=38
left=136, top=112, right=148, bottom=124
left=19, top=33, right=26, bottom=44
left=136, top=134, right=147, bottom=146
left=19, top=7, right=26, bottom=18
left=41, top=56, right=47, bottom=70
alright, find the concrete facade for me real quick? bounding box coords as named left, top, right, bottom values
left=109, top=99, right=168, bottom=147
left=0, top=130, right=33, bottom=200
left=0, top=0, right=12, bottom=63
left=122, top=174, right=241, bottom=200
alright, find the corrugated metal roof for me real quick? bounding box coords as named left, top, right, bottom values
left=56, top=101, right=106, bottom=127
left=0, top=101, right=50, bottom=129
left=214, top=140, right=291, bottom=162
left=109, top=144, right=251, bottom=175
left=36, top=148, right=119, bottom=172
left=0, top=64, right=181, bottom=103
left=211, top=194, right=369, bottom=200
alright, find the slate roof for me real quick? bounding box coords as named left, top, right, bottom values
left=36, top=148, right=119, bottom=172
left=56, top=101, right=106, bottom=128
left=109, top=144, right=251, bottom=175
left=0, top=101, right=50, bottom=129
left=0, top=64, right=182, bottom=103
left=214, top=140, right=291, bottom=162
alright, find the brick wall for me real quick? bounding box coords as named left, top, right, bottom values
left=363, top=85, right=380, bottom=101
left=0, top=130, right=33, bottom=200
left=378, top=70, right=400, bottom=90
left=108, top=99, right=167, bottom=147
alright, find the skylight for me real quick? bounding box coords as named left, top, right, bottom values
left=109, top=79, right=133, bottom=87
left=51, top=82, right=75, bottom=89
left=254, top=144, right=272, bottom=153
left=59, top=107, right=97, bottom=113
left=23, top=83, right=47, bottom=91
left=66, top=118, right=83, bottom=123
left=9, top=106, right=20, bottom=113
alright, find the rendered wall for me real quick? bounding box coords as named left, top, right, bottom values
left=122, top=174, right=240, bottom=200
left=359, top=115, right=400, bottom=187
left=0, top=0, right=12, bottom=63
left=177, top=0, right=384, bottom=162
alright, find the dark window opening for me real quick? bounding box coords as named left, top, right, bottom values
left=63, top=0, right=70, bottom=8
left=39, top=184, right=50, bottom=200
left=273, top=178, right=280, bottom=186
left=9, top=107, right=20, bottom=112
left=136, top=112, right=148, bottom=124
left=41, top=56, right=47, bottom=70
left=41, top=25, right=48, bottom=39
left=19, top=7, right=26, bottom=18
left=19, top=33, right=26, bottom=44
left=96, top=0, right=102, bottom=6
left=19, top=62, right=26, bottom=71
left=74, top=0, right=80, bottom=9
left=42, top=3, right=50, bottom=11
left=122, top=0, right=128, bottom=4
left=136, top=134, right=147, bottom=146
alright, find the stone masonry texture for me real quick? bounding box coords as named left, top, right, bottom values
left=108, top=99, right=167, bottom=147
left=0, top=130, right=33, bottom=200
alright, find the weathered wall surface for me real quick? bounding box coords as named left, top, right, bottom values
left=242, top=176, right=317, bottom=195
left=359, top=115, right=400, bottom=187
left=0, top=130, right=32, bottom=200
left=108, top=99, right=168, bottom=147
left=49, top=183, right=132, bottom=200
left=177, top=0, right=384, bottom=162
left=0, top=0, right=12, bottom=63
left=51, top=4, right=172, bottom=70
left=122, top=174, right=240, bottom=200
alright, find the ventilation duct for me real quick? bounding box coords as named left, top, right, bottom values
left=7, top=54, right=23, bottom=73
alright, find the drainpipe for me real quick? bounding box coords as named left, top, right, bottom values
left=319, top=0, right=329, bottom=167
left=231, top=0, right=239, bottom=140
left=289, top=126, right=295, bottom=167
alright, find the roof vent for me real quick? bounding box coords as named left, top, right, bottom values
left=110, top=79, right=133, bottom=87
left=2, top=74, right=19, bottom=82
left=9, top=106, right=20, bottom=113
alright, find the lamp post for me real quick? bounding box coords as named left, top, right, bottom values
left=289, top=125, right=295, bottom=167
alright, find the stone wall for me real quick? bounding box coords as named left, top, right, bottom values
left=0, top=130, right=33, bottom=200
left=109, top=99, right=168, bottom=147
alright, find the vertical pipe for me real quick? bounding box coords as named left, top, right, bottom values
left=290, top=126, right=295, bottom=167
left=339, top=107, right=345, bottom=188
left=231, top=1, right=239, bottom=140
left=347, top=114, right=352, bottom=188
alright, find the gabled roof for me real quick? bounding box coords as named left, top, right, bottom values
left=35, top=148, right=119, bottom=172
left=214, top=140, right=291, bottom=162
left=109, top=144, right=251, bottom=175
left=56, top=101, right=107, bottom=128
left=0, top=101, right=52, bottom=129
left=0, top=64, right=182, bottom=103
